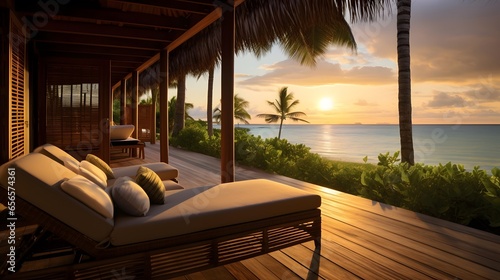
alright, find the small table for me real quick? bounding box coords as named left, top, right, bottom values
left=111, top=139, right=145, bottom=159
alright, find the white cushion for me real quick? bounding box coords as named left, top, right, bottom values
left=111, top=177, right=150, bottom=216
left=80, top=160, right=107, bottom=189
left=64, top=157, right=80, bottom=174
left=61, top=175, right=114, bottom=219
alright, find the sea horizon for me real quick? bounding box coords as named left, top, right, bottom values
left=220, top=124, right=500, bottom=171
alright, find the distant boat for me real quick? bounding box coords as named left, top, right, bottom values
left=354, top=122, right=362, bottom=125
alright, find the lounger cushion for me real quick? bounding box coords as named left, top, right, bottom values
left=61, top=175, right=114, bottom=219
left=110, top=179, right=321, bottom=246
left=86, top=154, right=115, bottom=180
left=111, top=177, right=150, bottom=216
left=34, top=143, right=80, bottom=170
left=135, top=166, right=165, bottom=204
left=80, top=160, right=108, bottom=190
left=0, top=153, right=114, bottom=242
left=112, top=162, right=179, bottom=181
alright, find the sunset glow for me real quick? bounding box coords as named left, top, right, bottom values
left=182, top=0, right=500, bottom=125
left=318, top=97, right=334, bottom=111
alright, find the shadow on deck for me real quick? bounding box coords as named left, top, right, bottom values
left=109, top=143, right=500, bottom=279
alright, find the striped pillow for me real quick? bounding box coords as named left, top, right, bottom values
left=135, top=166, right=165, bottom=204
left=86, top=154, right=115, bottom=180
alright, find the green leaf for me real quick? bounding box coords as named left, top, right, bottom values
left=482, top=178, right=500, bottom=197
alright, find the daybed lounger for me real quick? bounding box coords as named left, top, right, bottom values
left=0, top=152, right=321, bottom=279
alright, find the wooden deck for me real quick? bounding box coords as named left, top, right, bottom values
left=109, top=143, right=500, bottom=280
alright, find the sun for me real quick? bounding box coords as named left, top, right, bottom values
left=318, top=97, right=334, bottom=111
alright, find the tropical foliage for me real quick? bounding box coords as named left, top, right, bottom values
left=257, top=87, right=309, bottom=139
left=213, top=94, right=252, bottom=125
left=165, top=96, right=193, bottom=135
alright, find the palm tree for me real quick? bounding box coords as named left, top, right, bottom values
left=168, top=96, right=194, bottom=135
left=257, top=87, right=309, bottom=139
left=397, top=0, right=414, bottom=165
left=213, top=94, right=251, bottom=125
left=207, top=66, right=215, bottom=136
left=172, top=75, right=186, bottom=137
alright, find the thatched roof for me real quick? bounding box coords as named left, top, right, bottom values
left=169, top=0, right=393, bottom=80
left=13, top=0, right=392, bottom=85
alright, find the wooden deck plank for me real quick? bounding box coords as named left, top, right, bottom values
left=110, top=144, right=500, bottom=280
left=224, top=262, right=260, bottom=280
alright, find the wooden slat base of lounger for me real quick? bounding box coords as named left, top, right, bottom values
left=1, top=191, right=321, bottom=279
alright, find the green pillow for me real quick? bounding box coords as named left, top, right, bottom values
left=136, top=166, right=165, bottom=204
left=86, top=154, right=115, bottom=180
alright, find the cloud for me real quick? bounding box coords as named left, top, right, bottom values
left=425, top=92, right=474, bottom=108
left=238, top=59, right=395, bottom=88
left=464, top=83, right=500, bottom=102
left=352, top=0, right=500, bottom=84
left=354, top=99, right=377, bottom=106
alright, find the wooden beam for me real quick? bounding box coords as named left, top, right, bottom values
left=220, top=5, right=235, bottom=183
left=37, top=43, right=156, bottom=58
left=51, top=8, right=189, bottom=30
left=36, top=32, right=163, bottom=50
left=38, top=21, right=176, bottom=42
left=111, top=0, right=212, bottom=14
left=167, top=7, right=221, bottom=52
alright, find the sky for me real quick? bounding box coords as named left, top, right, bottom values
left=180, top=0, right=500, bottom=125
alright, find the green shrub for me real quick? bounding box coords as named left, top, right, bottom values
left=170, top=124, right=208, bottom=153
left=360, top=152, right=499, bottom=227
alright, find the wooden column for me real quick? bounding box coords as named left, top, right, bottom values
left=101, top=60, right=111, bottom=163
left=131, top=71, right=139, bottom=157
left=119, top=78, right=126, bottom=124
left=220, top=5, right=235, bottom=183
left=0, top=9, right=9, bottom=164
left=159, top=49, right=169, bottom=163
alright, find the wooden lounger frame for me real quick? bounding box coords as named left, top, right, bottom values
left=1, top=189, right=321, bottom=279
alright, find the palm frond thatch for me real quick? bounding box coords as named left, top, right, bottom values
left=167, top=0, right=392, bottom=79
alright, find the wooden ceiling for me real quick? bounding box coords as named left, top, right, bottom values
left=14, top=0, right=229, bottom=85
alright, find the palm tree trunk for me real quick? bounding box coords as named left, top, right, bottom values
left=207, top=66, right=214, bottom=137
left=397, top=0, right=414, bottom=165
left=278, top=118, right=284, bottom=139
left=172, top=75, right=186, bottom=137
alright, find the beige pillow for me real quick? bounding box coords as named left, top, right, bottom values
left=111, top=177, right=150, bottom=216
left=61, top=175, right=113, bottom=219
left=80, top=160, right=108, bottom=190
left=86, top=154, right=115, bottom=180
left=136, top=166, right=165, bottom=204
left=64, top=157, right=80, bottom=174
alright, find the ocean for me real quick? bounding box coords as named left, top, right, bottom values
left=236, top=124, right=500, bottom=171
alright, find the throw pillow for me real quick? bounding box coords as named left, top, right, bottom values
left=80, top=160, right=108, bottom=190
left=86, top=154, right=115, bottom=180
left=61, top=175, right=113, bottom=218
left=111, top=177, right=150, bottom=216
left=136, top=166, right=165, bottom=204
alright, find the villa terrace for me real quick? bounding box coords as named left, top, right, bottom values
left=108, top=145, right=500, bottom=279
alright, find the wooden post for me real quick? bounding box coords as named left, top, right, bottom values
left=220, top=5, right=235, bottom=183
left=101, top=60, right=111, bottom=163
left=119, top=78, right=126, bottom=124
left=159, top=49, right=169, bottom=163
left=131, top=71, right=139, bottom=157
